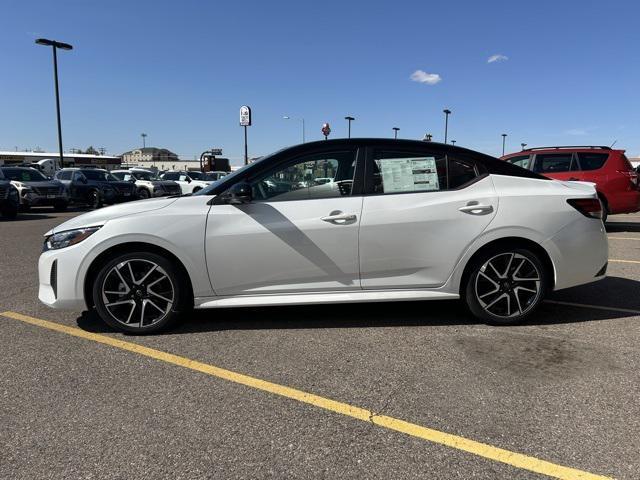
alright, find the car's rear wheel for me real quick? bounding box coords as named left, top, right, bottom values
left=465, top=248, right=547, bottom=325
left=92, top=252, right=186, bottom=333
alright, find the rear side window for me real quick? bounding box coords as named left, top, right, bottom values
left=505, top=155, right=531, bottom=169
left=163, top=172, right=179, bottom=180
left=56, top=171, right=71, bottom=180
left=577, top=153, right=608, bottom=171
left=371, top=151, right=478, bottom=194
left=533, top=154, right=576, bottom=173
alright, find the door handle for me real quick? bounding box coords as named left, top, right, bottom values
left=458, top=203, right=494, bottom=215
left=321, top=212, right=357, bottom=223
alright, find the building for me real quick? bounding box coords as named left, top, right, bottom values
left=0, top=151, right=121, bottom=170
left=121, top=147, right=179, bottom=166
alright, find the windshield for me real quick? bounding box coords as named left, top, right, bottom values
left=132, top=170, right=157, bottom=181
left=187, top=171, right=207, bottom=181
left=1, top=168, right=48, bottom=182
left=82, top=170, right=119, bottom=182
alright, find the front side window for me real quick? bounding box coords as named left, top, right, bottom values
left=506, top=155, right=531, bottom=170
left=56, top=171, right=71, bottom=180
left=252, top=151, right=356, bottom=201
left=577, top=153, right=608, bottom=171
left=371, top=151, right=479, bottom=194
left=162, top=172, right=178, bottom=181
left=533, top=154, right=576, bottom=173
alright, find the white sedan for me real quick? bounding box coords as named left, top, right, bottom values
left=38, top=139, right=608, bottom=333
left=159, top=171, right=212, bottom=194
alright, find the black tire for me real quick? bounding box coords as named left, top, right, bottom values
left=88, top=189, right=102, bottom=209
left=1, top=203, right=18, bottom=219
left=137, top=188, right=151, bottom=199
left=19, top=204, right=31, bottom=213
left=192, top=186, right=202, bottom=194
left=92, top=251, right=188, bottom=334
left=464, top=247, right=548, bottom=326
left=598, top=194, right=608, bottom=224
left=53, top=201, right=68, bottom=212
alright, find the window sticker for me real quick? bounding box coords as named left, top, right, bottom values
left=379, top=157, right=439, bottom=193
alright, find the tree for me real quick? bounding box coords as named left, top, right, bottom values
left=85, top=146, right=99, bottom=155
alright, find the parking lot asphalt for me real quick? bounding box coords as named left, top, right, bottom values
left=1, top=209, right=640, bottom=479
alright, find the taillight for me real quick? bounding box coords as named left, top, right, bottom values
left=617, top=169, right=639, bottom=188
left=567, top=198, right=603, bottom=219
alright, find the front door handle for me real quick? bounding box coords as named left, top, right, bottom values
left=321, top=211, right=357, bottom=224
left=458, top=203, right=494, bottom=215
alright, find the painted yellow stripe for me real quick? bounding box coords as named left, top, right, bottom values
left=1, top=310, right=611, bottom=480
left=609, top=258, right=640, bottom=264
left=608, top=236, right=640, bottom=241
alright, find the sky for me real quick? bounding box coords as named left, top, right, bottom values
left=1, top=0, right=640, bottom=165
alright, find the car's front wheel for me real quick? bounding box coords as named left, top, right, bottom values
left=137, top=188, right=150, bottom=199
left=465, top=248, right=547, bottom=325
left=92, top=251, right=187, bottom=333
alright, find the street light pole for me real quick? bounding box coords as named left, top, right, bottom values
left=344, top=116, right=355, bottom=138
left=451, top=140, right=456, bottom=146
left=443, top=109, right=451, bottom=144
left=283, top=116, right=305, bottom=143
left=392, top=127, right=400, bottom=139
left=141, top=133, right=147, bottom=148
left=36, top=38, right=73, bottom=169
left=521, top=142, right=527, bottom=150
left=501, top=133, right=508, bottom=156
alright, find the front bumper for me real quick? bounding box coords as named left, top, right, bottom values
left=39, top=243, right=89, bottom=310
left=21, top=191, right=68, bottom=206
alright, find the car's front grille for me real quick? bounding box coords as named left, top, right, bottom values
left=50, top=260, right=58, bottom=299
left=33, top=186, right=62, bottom=196
left=0, top=185, right=7, bottom=199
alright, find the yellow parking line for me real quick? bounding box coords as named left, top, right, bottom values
left=609, top=258, right=640, bottom=264
left=1, top=311, right=611, bottom=480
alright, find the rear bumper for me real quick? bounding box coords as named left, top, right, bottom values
left=542, top=217, right=608, bottom=291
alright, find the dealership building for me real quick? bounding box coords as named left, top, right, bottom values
left=0, top=151, right=121, bottom=170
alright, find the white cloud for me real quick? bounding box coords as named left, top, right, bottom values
left=565, top=128, right=588, bottom=136
left=410, top=70, right=442, bottom=85
left=487, top=54, right=509, bottom=63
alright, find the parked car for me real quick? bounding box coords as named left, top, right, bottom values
left=501, top=146, right=640, bottom=222
left=111, top=169, right=181, bottom=198
left=0, top=168, right=19, bottom=219
left=55, top=168, right=137, bottom=208
left=38, top=139, right=608, bottom=333
left=204, top=171, right=229, bottom=182
left=159, top=171, right=212, bottom=194
left=0, top=166, right=68, bottom=211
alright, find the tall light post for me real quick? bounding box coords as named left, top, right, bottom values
left=521, top=142, right=527, bottom=150
left=501, top=133, right=508, bottom=156
left=392, top=127, right=400, bottom=139
left=451, top=140, right=456, bottom=146
left=141, top=133, right=147, bottom=148
left=35, top=38, right=73, bottom=169
left=443, top=109, right=451, bottom=144
left=283, top=116, right=305, bottom=143
left=344, top=116, right=355, bottom=138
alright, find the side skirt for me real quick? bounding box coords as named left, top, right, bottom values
left=194, top=289, right=459, bottom=309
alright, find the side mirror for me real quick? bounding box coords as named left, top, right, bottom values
left=216, top=182, right=252, bottom=204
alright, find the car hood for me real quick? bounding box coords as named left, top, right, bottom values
left=151, top=180, right=178, bottom=187
left=48, top=196, right=179, bottom=234
left=20, top=180, right=63, bottom=188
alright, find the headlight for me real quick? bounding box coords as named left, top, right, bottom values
left=43, top=227, right=101, bottom=251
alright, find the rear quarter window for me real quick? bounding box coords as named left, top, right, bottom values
left=577, top=153, right=608, bottom=171
left=505, top=155, right=531, bottom=169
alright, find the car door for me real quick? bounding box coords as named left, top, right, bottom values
left=70, top=171, right=89, bottom=201
left=205, top=148, right=363, bottom=295
left=359, top=146, right=498, bottom=289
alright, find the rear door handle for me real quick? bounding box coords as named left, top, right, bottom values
left=321, top=212, right=357, bottom=223
left=458, top=204, right=494, bottom=215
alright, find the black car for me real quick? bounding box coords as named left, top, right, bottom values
left=55, top=168, right=137, bottom=208
left=0, top=166, right=69, bottom=211
left=0, top=168, right=19, bottom=219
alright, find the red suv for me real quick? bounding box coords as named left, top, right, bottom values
left=501, top=146, right=640, bottom=222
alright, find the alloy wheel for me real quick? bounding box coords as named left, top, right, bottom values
left=474, top=252, right=541, bottom=318
left=101, top=259, right=175, bottom=328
